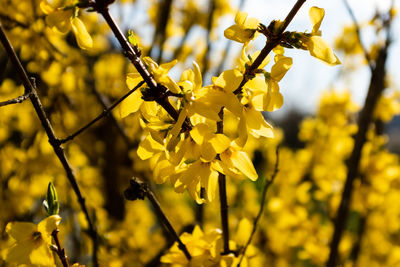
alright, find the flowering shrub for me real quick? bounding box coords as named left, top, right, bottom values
left=0, top=0, right=398, bottom=266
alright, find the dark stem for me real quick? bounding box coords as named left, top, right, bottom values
left=51, top=229, right=70, bottom=267
left=342, top=0, right=374, bottom=71
left=59, top=80, right=144, bottom=144
left=91, top=85, right=134, bottom=147
left=125, top=177, right=192, bottom=261
left=0, top=92, right=31, bottom=107
left=156, top=0, right=173, bottom=63
left=216, top=107, right=230, bottom=254
left=326, top=9, right=392, bottom=265
left=233, top=0, right=307, bottom=95
left=96, top=6, right=191, bottom=131
left=0, top=23, right=98, bottom=267
left=218, top=172, right=230, bottom=254
left=237, top=146, right=280, bottom=266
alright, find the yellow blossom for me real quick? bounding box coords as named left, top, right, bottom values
left=4, top=215, right=61, bottom=266
left=224, top=11, right=259, bottom=44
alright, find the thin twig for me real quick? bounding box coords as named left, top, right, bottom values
left=233, top=0, right=307, bottom=95
left=125, top=177, right=192, bottom=261
left=51, top=229, right=70, bottom=267
left=91, top=85, right=134, bottom=147
left=59, top=80, right=144, bottom=144
left=237, top=146, right=280, bottom=266
left=342, top=0, right=374, bottom=71
left=326, top=3, right=394, bottom=266
left=0, top=92, right=31, bottom=107
left=0, top=22, right=98, bottom=266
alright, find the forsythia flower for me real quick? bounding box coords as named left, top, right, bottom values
left=224, top=11, right=259, bottom=44
left=40, top=0, right=93, bottom=50
left=161, top=220, right=256, bottom=266
left=3, top=215, right=61, bottom=266
left=301, top=7, right=340, bottom=65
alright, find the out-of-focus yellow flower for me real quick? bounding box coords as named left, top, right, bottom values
left=40, top=0, right=93, bottom=50
left=4, top=215, right=61, bottom=266
left=224, top=11, right=259, bottom=44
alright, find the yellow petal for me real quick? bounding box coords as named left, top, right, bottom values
left=40, top=0, right=54, bottom=14
left=46, top=10, right=72, bottom=33
left=224, top=25, right=257, bottom=43
left=37, top=215, right=61, bottom=239
left=235, top=218, right=252, bottom=246
left=190, top=123, right=212, bottom=144
left=126, top=73, right=143, bottom=89
left=208, top=134, right=231, bottom=153
left=117, top=89, right=143, bottom=118
left=271, top=56, right=293, bottom=82
left=70, top=17, right=93, bottom=50
left=6, top=222, right=36, bottom=241
left=244, top=108, right=274, bottom=138
left=230, top=150, right=258, bottom=181
left=30, top=242, right=55, bottom=266
left=137, top=135, right=163, bottom=160
left=309, top=6, right=325, bottom=35
left=213, top=69, right=243, bottom=92
left=307, top=36, right=341, bottom=65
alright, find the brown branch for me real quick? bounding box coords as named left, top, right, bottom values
left=326, top=4, right=394, bottom=265
left=342, top=0, right=373, bottom=71
left=93, top=3, right=191, bottom=131
left=124, top=177, right=192, bottom=261
left=237, top=146, right=279, bottom=266
left=216, top=107, right=231, bottom=254
left=0, top=92, right=31, bottom=107
left=0, top=22, right=98, bottom=267
left=233, top=0, right=307, bottom=95
left=51, top=229, right=70, bottom=267
left=59, top=80, right=144, bottom=144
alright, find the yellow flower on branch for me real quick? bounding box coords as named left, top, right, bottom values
left=40, top=0, right=93, bottom=50
left=224, top=11, right=259, bottom=44
left=4, top=215, right=61, bottom=266
left=302, top=7, right=341, bottom=65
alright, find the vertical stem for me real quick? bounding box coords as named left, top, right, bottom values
left=216, top=108, right=230, bottom=254
left=218, top=172, right=230, bottom=254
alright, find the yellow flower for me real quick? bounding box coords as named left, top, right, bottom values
left=302, top=7, right=340, bottom=65
left=40, top=0, right=93, bottom=50
left=224, top=11, right=259, bottom=44
left=4, top=215, right=61, bottom=266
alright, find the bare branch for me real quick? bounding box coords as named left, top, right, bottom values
left=237, top=146, right=280, bottom=266
left=0, top=93, right=31, bottom=107
left=342, top=0, right=374, bottom=70
left=233, top=0, right=307, bottom=95
left=125, top=177, right=192, bottom=261
left=59, top=80, right=144, bottom=144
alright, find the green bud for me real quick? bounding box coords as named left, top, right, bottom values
left=43, top=182, right=59, bottom=216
